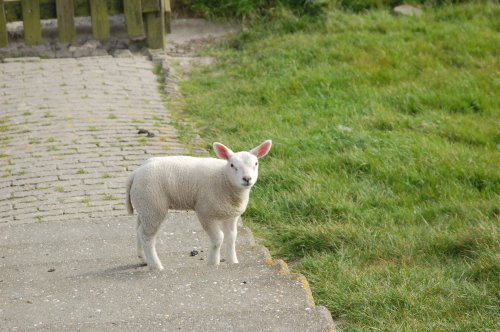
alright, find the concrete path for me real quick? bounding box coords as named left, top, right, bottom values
left=0, top=55, right=335, bottom=331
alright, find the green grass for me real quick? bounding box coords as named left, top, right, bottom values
left=177, top=0, right=344, bottom=18
left=180, top=3, right=499, bottom=331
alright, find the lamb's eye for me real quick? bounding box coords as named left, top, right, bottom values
left=255, top=162, right=258, bottom=166
left=230, top=163, right=234, bottom=168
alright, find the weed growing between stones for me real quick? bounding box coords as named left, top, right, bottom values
left=81, top=198, right=91, bottom=204
left=103, top=194, right=119, bottom=201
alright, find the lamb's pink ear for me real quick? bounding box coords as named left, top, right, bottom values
left=213, top=142, right=234, bottom=160
left=250, top=140, right=272, bottom=158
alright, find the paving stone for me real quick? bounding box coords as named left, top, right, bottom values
left=393, top=4, right=423, bottom=16
left=0, top=203, right=12, bottom=213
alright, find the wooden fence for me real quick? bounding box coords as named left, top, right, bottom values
left=0, top=0, right=171, bottom=49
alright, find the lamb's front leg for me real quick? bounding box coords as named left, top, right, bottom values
left=201, top=219, right=224, bottom=265
left=223, top=217, right=239, bottom=264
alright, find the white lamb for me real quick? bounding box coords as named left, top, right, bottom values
left=125, top=140, right=272, bottom=270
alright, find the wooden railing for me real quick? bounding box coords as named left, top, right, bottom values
left=0, top=0, right=171, bottom=49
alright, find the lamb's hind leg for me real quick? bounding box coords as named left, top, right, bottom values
left=136, top=216, right=145, bottom=263
left=137, top=211, right=165, bottom=271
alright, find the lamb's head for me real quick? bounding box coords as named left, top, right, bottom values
left=213, top=140, right=272, bottom=190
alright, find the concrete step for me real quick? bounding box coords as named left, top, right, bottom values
left=0, top=213, right=335, bottom=331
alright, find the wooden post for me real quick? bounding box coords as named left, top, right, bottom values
left=1, top=0, right=170, bottom=50
left=56, top=0, right=76, bottom=43
left=145, top=0, right=164, bottom=49
left=164, top=0, right=171, bottom=34
left=90, top=0, right=110, bottom=40
left=0, top=0, right=7, bottom=47
left=124, top=0, right=145, bottom=39
left=21, top=0, right=42, bottom=45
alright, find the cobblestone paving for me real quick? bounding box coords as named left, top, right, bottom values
left=0, top=55, right=192, bottom=225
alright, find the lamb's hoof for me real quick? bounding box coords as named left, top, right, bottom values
left=148, top=265, right=164, bottom=271
left=207, top=260, right=220, bottom=266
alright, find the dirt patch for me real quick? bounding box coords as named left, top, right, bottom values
left=167, top=19, right=239, bottom=75
left=168, top=18, right=239, bottom=55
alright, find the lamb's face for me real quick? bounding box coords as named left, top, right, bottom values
left=227, top=152, right=259, bottom=189
left=214, top=140, right=271, bottom=190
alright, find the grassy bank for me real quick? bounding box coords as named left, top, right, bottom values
left=179, top=3, right=499, bottom=330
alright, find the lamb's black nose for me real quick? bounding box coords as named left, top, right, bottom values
left=243, top=176, right=252, bottom=184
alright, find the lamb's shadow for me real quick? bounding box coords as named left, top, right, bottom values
left=75, top=262, right=156, bottom=280
left=101, top=262, right=149, bottom=274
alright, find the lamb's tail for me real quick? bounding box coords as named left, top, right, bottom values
left=125, top=172, right=134, bottom=215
